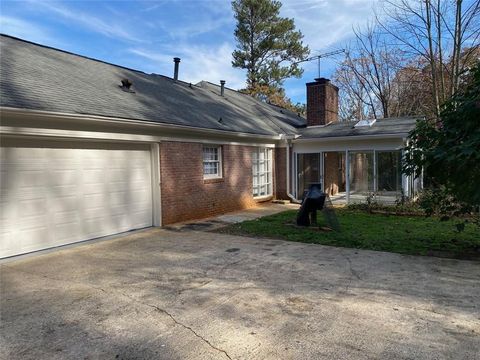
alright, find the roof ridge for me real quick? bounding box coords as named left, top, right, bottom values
left=198, top=80, right=240, bottom=93
left=198, top=80, right=301, bottom=134
left=200, top=80, right=303, bottom=115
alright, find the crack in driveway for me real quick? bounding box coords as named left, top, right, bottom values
left=343, top=255, right=362, bottom=281
left=150, top=304, right=232, bottom=360
left=4, top=266, right=233, bottom=359
left=115, top=288, right=233, bottom=359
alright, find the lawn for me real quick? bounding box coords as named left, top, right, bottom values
left=217, top=209, right=480, bottom=260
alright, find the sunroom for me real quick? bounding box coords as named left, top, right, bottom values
left=290, top=117, right=422, bottom=204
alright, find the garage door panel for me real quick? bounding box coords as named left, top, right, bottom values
left=54, top=222, right=82, bottom=243
left=1, top=142, right=153, bottom=258
left=20, top=228, right=49, bottom=249
left=51, top=170, right=77, bottom=185
left=131, top=209, right=152, bottom=222
left=83, top=218, right=118, bottom=238
left=83, top=169, right=104, bottom=183
left=130, top=191, right=152, bottom=206
left=108, top=182, right=133, bottom=193
left=50, top=195, right=78, bottom=213
left=54, top=210, right=80, bottom=224
left=19, top=198, right=48, bottom=217
left=18, top=170, right=48, bottom=188
left=83, top=184, right=108, bottom=195
left=49, top=185, right=78, bottom=197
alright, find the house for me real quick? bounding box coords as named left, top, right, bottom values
left=0, top=35, right=420, bottom=258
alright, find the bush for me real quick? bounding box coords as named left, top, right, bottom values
left=345, top=192, right=423, bottom=215
left=417, top=188, right=479, bottom=228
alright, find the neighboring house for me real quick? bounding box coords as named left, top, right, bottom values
left=0, top=35, right=420, bottom=258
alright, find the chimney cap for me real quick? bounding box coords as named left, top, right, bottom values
left=306, top=77, right=338, bottom=90
left=220, top=80, right=226, bottom=85
left=173, top=57, right=181, bottom=63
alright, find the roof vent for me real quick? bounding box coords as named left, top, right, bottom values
left=120, top=78, right=135, bottom=93
left=173, top=57, right=180, bottom=81
left=220, top=80, right=226, bottom=97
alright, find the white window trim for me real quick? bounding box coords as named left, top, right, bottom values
left=252, top=147, right=273, bottom=198
left=203, top=145, right=223, bottom=179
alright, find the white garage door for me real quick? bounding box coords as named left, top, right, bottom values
left=0, top=139, right=153, bottom=258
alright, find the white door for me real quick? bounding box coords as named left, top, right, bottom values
left=0, top=139, right=153, bottom=258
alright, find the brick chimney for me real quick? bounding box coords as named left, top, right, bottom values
left=306, top=78, right=339, bottom=126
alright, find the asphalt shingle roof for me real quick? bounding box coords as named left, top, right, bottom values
left=0, top=34, right=420, bottom=140
left=298, top=117, right=420, bottom=139
left=0, top=34, right=300, bottom=136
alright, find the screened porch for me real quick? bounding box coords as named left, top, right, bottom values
left=294, top=150, right=411, bottom=204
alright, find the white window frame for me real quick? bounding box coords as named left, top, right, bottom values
left=252, top=147, right=273, bottom=198
left=203, top=145, right=222, bottom=179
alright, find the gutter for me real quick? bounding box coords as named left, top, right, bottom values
left=293, top=133, right=410, bottom=142
left=0, top=107, right=283, bottom=141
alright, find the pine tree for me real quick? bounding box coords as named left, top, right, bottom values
left=232, top=0, right=309, bottom=100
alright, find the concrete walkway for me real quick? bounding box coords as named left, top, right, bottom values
left=164, top=202, right=299, bottom=231
left=1, top=223, right=479, bottom=359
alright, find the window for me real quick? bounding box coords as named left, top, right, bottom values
left=203, top=146, right=222, bottom=179
left=376, top=151, right=402, bottom=194
left=252, top=147, right=273, bottom=197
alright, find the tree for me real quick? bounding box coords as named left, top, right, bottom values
left=333, top=59, right=373, bottom=121
left=390, top=59, right=439, bottom=117
left=231, top=0, right=309, bottom=101
left=378, top=0, right=480, bottom=117
left=403, top=62, right=480, bottom=213
left=333, top=24, right=408, bottom=120
left=334, top=0, right=479, bottom=121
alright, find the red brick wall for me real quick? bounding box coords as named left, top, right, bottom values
left=160, top=142, right=272, bottom=225
left=306, top=78, right=339, bottom=126
left=274, top=148, right=289, bottom=199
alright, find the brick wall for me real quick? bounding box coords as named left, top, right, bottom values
left=160, top=142, right=272, bottom=225
left=306, top=78, right=339, bottom=126
left=274, top=148, right=289, bottom=199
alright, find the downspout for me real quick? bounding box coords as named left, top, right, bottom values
left=286, top=138, right=301, bottom=203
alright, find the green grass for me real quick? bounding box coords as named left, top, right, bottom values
left=217, top=209, right=480, bottom=259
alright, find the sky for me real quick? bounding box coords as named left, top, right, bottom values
left=0, top=0, right=380, bottom=104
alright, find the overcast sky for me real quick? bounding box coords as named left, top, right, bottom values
left=0, top=0, right=380, bottom=103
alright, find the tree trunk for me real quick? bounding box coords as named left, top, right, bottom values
left=452, top=0, right=463, bottom=95
left=425, top=0, right=441, bottom=117
left=436, top=0, right=446, bottom=104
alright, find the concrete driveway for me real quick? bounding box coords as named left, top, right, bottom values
left=1, top=228, right=479, bottom=360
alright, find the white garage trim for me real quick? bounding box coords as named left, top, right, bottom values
left=0, top=125, right=278, bottom=148
left=151, top=143, right=162, bottom=227
left=0, top=126, right=164, bottom=143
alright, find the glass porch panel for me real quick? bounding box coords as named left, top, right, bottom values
left=377, top=151, right=402, bottom=195
left=348, top=151, right=374, bottom=195
left=323, top=152, right=346, bottom=196
left=297, top=153, right=321, bottom=198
